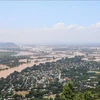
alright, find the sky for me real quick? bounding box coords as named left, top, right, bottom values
left=0, top=1, right=100, bottom=45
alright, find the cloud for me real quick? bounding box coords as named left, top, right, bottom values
left=0, top=22, right=100, bottom=44
left=95, top=22, right=100, bottom=28
left=67, top=24, right=78, bottom=30
left=53, top=23, right=65, bottom=28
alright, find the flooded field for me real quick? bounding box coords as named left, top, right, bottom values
left=0, top=57, right=62, bottom=78
left=0, top=51, right=87, bottom=78
left=0, top=64, right=9, bottom=70
left=14, top=51, right=33, bottom=56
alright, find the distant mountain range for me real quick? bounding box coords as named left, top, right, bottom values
left=0, top=42, right=19, bottom=49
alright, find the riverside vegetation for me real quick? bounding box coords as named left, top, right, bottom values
left=0, top=56, right=100, bottom=99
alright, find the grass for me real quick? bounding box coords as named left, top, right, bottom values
left=44, top=94, right=56, bottom=100
left=0, top=52, right=16, bottom=58
left=14, top=91, right=29, bottom=97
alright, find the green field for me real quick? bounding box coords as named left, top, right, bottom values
left=0, top=52, right=16, bottom=58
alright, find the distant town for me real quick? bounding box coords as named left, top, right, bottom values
left=0, top=43, right=100, bottom=99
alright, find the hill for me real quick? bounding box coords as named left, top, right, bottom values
left=0, top=42, right=19, bottom=49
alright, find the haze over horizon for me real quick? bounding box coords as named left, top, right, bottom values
left=0, top=1, right=100, bottom=45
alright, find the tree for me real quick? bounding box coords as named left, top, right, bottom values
left=74, top=92, right=84, bottom=100
left=13, top=94, right=23, bottom=100
left=68, top=82, right=75, bottom=93
left=55, top=94, right=61, bottom=100
left=25, top=94, right=30, bottom=99
left=61, top=83, right=75, bottom=100
left=84, top=91, right=94, bottom=100
left=60, top=83, right=94, bottom=100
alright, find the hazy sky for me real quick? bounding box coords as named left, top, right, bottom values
left=0, top=1, right=100, bottom=44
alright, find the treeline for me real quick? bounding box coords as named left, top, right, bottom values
left=27, top=82, right=99, bottom=100
left=10, top=82, right=99, bottom=100
left=60, top=82, right=94, bottom=100
left=0, top=56, right=30, bottom=68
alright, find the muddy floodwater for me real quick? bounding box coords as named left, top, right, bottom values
left=0, top=51, right=84, bottom=78
left=14, top=51, right=34, bottom=56
left=0, top=58, right=61, bottom=78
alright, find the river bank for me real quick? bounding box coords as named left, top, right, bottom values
left=0, top=57, right=62, bottom=78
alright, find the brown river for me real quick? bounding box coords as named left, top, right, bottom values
left=0, top=58, right=61, bottom=78
left=0, top=51, right=85, bottom=78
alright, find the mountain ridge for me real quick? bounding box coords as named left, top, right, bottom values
left=0, top=42, right=19, bottom=49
